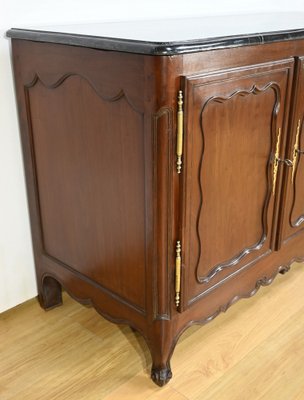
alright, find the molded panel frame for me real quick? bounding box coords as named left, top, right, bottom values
left=179, top=59, right=294, bottom=310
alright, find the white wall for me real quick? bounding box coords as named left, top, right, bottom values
left=1, top=0, right=304, bottom=313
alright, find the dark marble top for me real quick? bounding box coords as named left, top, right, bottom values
left=6, top=13, right=304, bottom=55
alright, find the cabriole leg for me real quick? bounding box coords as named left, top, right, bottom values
left=148, top=324, right=175, bottom=387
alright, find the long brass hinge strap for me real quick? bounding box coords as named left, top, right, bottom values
left=175, top=241, right=181, bottom=308
left=176, top=91, right=184, bottom=173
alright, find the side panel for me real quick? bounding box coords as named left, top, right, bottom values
left=12, top=40, right=151, bottom=318
left=28, top=76, right=146, bottom=309
left=181, top=60, right=294, bottom=309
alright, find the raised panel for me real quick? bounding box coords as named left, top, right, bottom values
left=181, top=60, right=294, bottom=308
left=26, top=74, right=146, bottom=312
left=280, top=57, right=304, bottom=244
left=196, top=86, right=274, bottom=280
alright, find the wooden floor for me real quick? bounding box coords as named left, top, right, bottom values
left=1, top=263, right=304, bottom=400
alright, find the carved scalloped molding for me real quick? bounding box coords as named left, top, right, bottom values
left=25, top=72, right=143, bottom=114
left=42, top=256, right=302, bottom=348
left=166, top=257, right=303, bottom=368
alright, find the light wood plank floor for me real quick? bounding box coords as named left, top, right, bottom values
left=1, top=263, right=304, bottom=400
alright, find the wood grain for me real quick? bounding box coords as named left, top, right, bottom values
left=1, top=263, right=303, bottom=399
left=10, top=37, right=304, bottom=385
left=182, top=60, right=294, bottom=307
left=279, top=56, right=304, bottom=244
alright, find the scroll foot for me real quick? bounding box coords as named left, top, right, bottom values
left=38, top=276, right=62, bottom=310
left=279, top=266, right=290, bottom=275
left=151, top=364, right=172, bottom=387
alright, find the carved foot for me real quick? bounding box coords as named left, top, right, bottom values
left=279, top=266, right=290, bottom=275
left=38, top=276, right=62, bottom=310
left=151, top=364, right=172, bottom=387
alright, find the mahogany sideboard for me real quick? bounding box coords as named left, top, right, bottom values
left=7, top=14, right=304, bottom=386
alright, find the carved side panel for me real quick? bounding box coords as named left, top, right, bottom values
left=181, top=60, right=294, bottom=308
left=25, top=73, right=147, bottom=313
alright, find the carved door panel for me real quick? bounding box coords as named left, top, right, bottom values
left=278, top=57, right=304, bottom=244
left=180, top=60, right=294, bottom=310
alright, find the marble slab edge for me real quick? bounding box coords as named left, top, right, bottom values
left=6, top=28, right=304, bottom=55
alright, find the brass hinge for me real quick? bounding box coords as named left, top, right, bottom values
left=175, top=240, right=182, bottom=308
left=176, top=90, right=184, bottom=173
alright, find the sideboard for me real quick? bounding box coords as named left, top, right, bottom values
left=7, top=13, right=304, bottom=386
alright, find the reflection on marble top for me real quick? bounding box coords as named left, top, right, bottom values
left=6, top=13, right=304, bottom=55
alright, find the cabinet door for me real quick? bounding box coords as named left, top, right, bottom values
left=180, top=60, right=294, bottom=309
left=278, top=57, right=304, bottom=244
